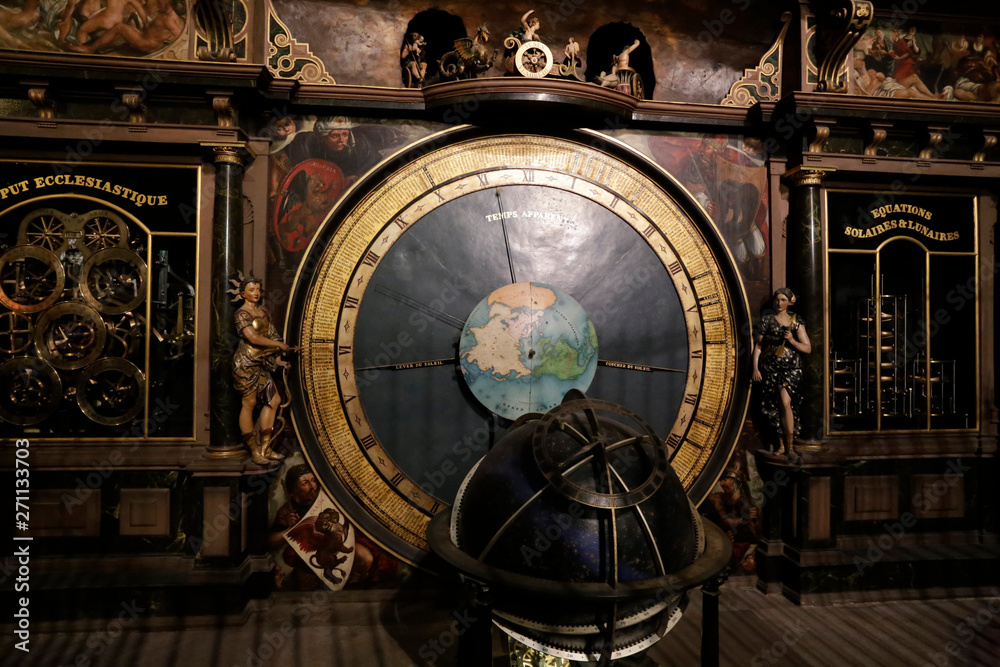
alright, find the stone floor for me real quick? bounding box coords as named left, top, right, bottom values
left=3, top=580, right=999, bottom=666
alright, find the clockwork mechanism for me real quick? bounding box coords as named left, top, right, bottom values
left=80, top=248, right=147, bottom=314
left=105, top=312, right=145, bottom=358
left=18, top=208, right=70, bottom=254
left=0, top=245, right=66, bottom=313
left=0, top=357, right=63, bottom=425
left=76, top=357, right=145, bottom=426
left=0, top=311, right=33, bottom=356
left=34, top=301, right=107, bottom=370
left=80, top=209, right=129, bottom=253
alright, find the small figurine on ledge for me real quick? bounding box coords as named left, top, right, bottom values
left=752, top=288, right=811, bottom=462
left=519, top=9, right=540, bottom=42
left=400, top=32, right=428, bottom=88
left=557, top=37, right=583, bottom=80
left=438, top=25, right=497, bottom=81
left=503, top=9, right=555, bottom=78
left=613, top=39, right=643, bottom=97
left=232, top=276, right=291, bottom=465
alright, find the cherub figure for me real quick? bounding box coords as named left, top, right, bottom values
left=400, top=32, right=428, bottom=88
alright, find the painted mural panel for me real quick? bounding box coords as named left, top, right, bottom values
left=0, top=0, right=189, bottom=57
left=270, top=0, right=779, bottom=104
left=267, top=116, right=444, bottom=277
left=610, top=130, right=771, bottom=308
left=850, top=20, right=1000, bottom=102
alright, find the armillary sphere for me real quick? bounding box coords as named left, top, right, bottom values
left=76, top=358, right=145, bottom=426
left=530, top=395, right=672, bottom=509
left=79, top=209, right=129, bottom=253
left=34, top=301, right=108, bottom=370
left=0, top=245, right=66, bottom=313
left=515, top=41, right=553, bottom=78
left=0, top=312, right=33, bottom=356
left=0, top=357, right=63, bottom=425
left=80, top=248, right=147, bottom=314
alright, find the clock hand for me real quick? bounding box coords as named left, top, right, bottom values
left=372, top=283, right=465, bottom=328
left=495, top=187, right=517, bottom=284
left=597, top=359, right=686, bottom=373
left=355, top=357, right=456, bottom=373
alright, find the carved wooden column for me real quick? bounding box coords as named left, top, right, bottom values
left=784, top=166, right=833, bottom=447
left=206, top=145, right=247, bottom=458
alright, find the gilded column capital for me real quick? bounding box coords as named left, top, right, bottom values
left=204, top=143, right=254, bottom=167
left=783, top=166, right=834, bottom=187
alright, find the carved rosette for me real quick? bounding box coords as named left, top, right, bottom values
left=721, top=13, right=792, bottom=106
left=268, top=7, right=335, bottom=85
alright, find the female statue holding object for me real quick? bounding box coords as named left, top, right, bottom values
left=752, top=288, right=811, bottom=460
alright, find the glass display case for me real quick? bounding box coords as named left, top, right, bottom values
left=826, top=191, right=978, bottom=433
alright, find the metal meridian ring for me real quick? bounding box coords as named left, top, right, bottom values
left=0, top=357, right=63, bottom=425
left=515, top=41, right=553, bottom=79
left=77, top=357, right=145, bottom=426
left=80, top=247, right=147, bottom=314
left=34, top=301, right=108, bottom=370
left=0, top=244, right=66, bottom=313
left=531, top=397, right=669, bottom=508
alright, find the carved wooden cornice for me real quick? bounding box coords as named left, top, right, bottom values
left=775, top=92, right=1000, bottom=127
left=0, top=117, right=249, bottom=148
left=810, top=0, right=873, bottom=93
left=0, top=52, right=265, bottom=88
left=290, top=79, right=753, bottom=127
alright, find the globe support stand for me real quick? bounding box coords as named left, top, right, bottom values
left=700, top=572, right=728, bottom=667
left=456, top=578, right=494, bottom=666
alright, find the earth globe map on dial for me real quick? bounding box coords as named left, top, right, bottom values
left=459, top=281, right=598, bottom=420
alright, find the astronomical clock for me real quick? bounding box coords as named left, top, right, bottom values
left=287, top=127, right=752, bottom=566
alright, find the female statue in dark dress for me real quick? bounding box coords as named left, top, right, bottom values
left=752, top=288, right=811, bottom=460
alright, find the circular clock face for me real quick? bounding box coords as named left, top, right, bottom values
left=288, top=129, right=751, bottom=566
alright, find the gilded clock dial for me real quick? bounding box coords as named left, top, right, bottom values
left=288, top=130, right=750, bottom=566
